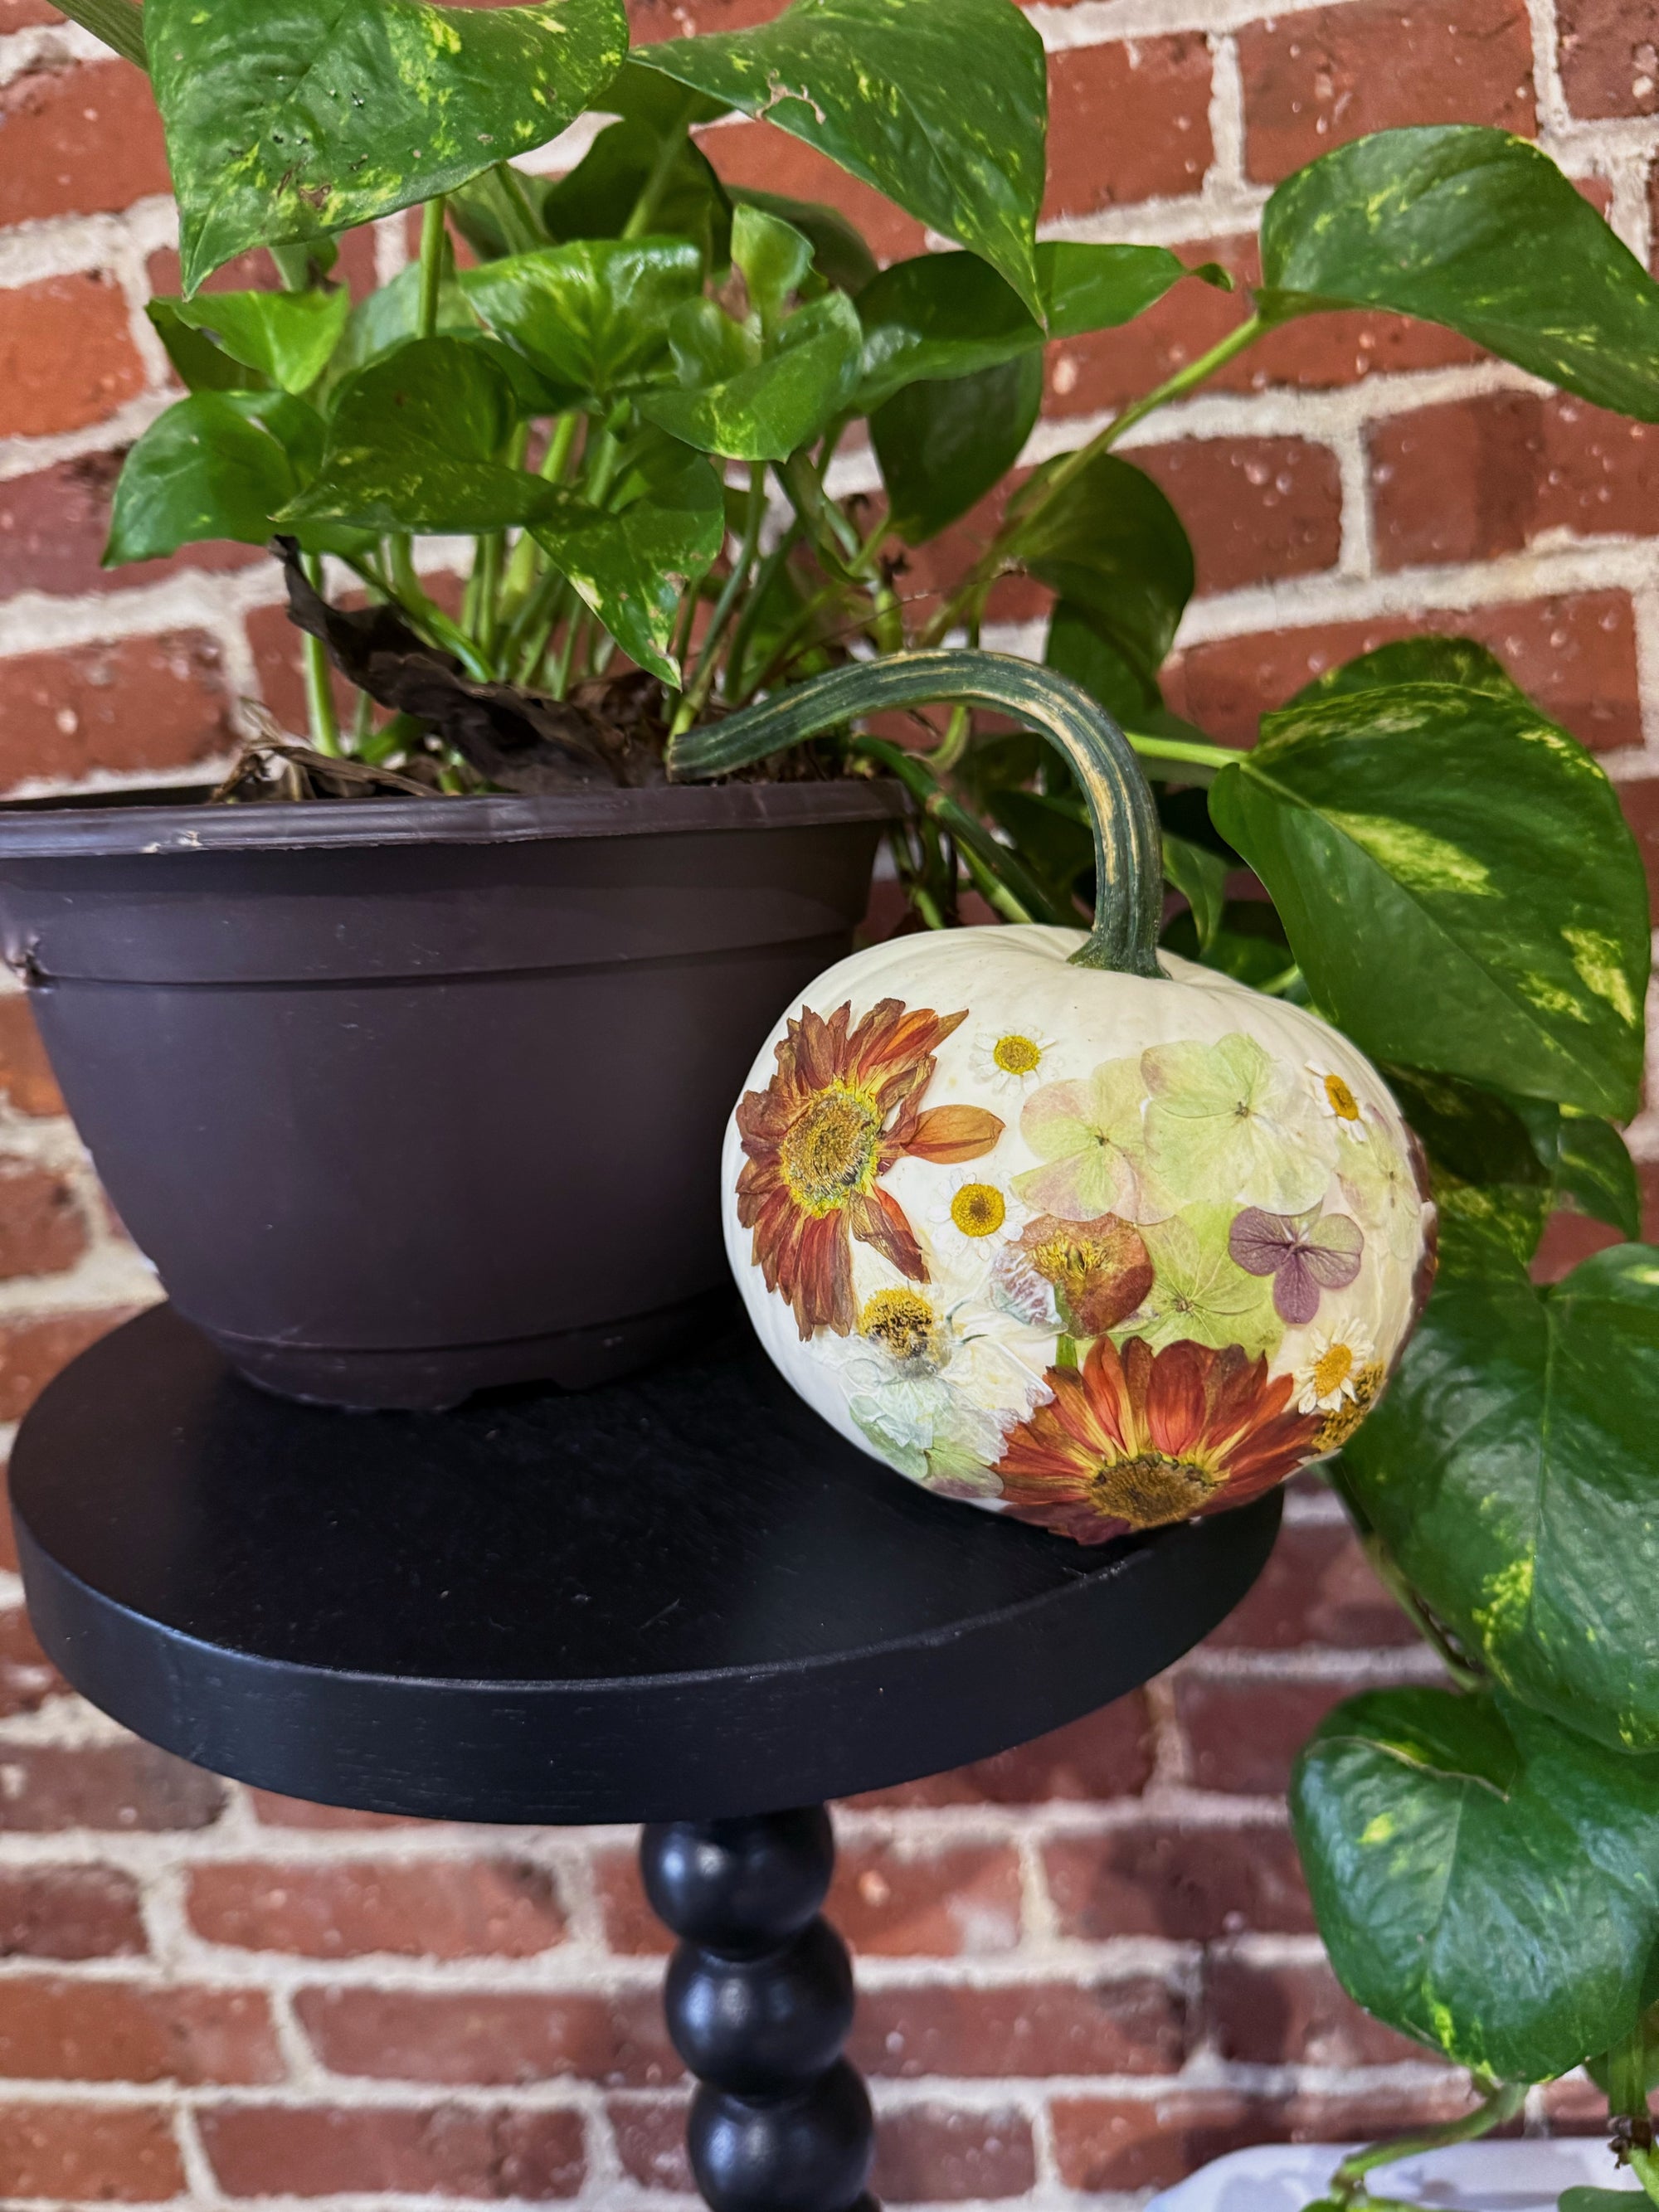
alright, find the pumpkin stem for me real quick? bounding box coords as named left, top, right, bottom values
left=667, top=649, right=1164, bottom=978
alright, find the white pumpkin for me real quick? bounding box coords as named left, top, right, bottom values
left=722, top=929, right=1435, bottom=1546
left=688, top=649, right=1437, bottom=1546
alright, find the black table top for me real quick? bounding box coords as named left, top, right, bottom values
left=12, top=1305, right=1279, bottom=1823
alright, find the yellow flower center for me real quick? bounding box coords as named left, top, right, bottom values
left=993, top=1033, right=1042, bottom=1076
left=951, top=1183, right=1006, bottom=1237
left=780, top=1083, right=880, bottom=1216
left=1313, top=1342, right=1355, bottom=1398
left=1316, top=1362, right=1384, bottom=1451
left=1323, top=1072, right=1361, bottom=1121
left=1092, top=1451, right=1223, bottom=1529
left=860, top=1289, right=938, bottom=1364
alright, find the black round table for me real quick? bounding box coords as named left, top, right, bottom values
left=12, top=1304, right=1280, bottom=2212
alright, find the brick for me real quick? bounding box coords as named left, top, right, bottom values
left=1053, top=2083, right=1475, bottom=2191
left=0, top=631, right=233, bottom=794
left=609, top=2093, right=693, bottom=2192
left=630, top=0, right=783, bottom=36
left=873, top=2103, right=1039, bottom=2201
left=1560, top=0, right=1659, bottom=117
left=1168, top=593, right=1642, bottom=754
left=0, top=58, right=169, bottom=226
left=0, top=271, right=145, bottom=438
left=1535, top=1163, right=1659, bottom=1281
left=0, top=455, right=264, bottom=600
left=0, top=0, right=67, bottom=23
left=295, top=1985, right=679, bottom=2087
left=187, top=1858, right=567, bottom=1959
left=1044, top=1818, right=1314, bottom=1941
left=198, top=2103, right=586, bottom=2200
left=0, top=1978, right=281, bottom=2083
left=0, top=2103, right=183, bottom=2200
left=1044, top=40, right=1212, bottom=215
left=246, top=1787, right=431, bottom=1829
left=851, top=1688, right=1155, bottom=1806
left=0, top=1864, right=146, bottom=1957
left=698, top=120, right=927, bottom=265
left=1373, top=395, right=1659, bottom=571
left=1176, top=1674, right=1427, bottom=1796
left=1205, top=1956, right=1424, bottom=2065
left=0, top=1160, right=85, bottom=1281
left=0, top=996, right=65, bottom=1118
left=1208, top=1520, right=1417, bottom=1650
left=0, top=1464, right=16, bottom=1574
left=0, top=1738, right=226, bottom=1830
left=1239, top=0, right=1535, bottom=183
left=1613, top=776, right=1659, bottom=910
left=0, top=1307, right=139, bottom=1422
left=1135, top=436, right=1343, bottom=595
left=849, top=1976, right=1185, bottom=2078
left=596, top=1839, right=1020, bottom=1957
left=0, top=1607, right=66, bottom=1716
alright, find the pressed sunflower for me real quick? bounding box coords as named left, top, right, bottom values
left=735, top=997, right=1003, bottom=1339
left=995, top=1334, right=1321, bottom=1545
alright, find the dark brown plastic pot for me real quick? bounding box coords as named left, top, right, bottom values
left=0, top=778, right=904, bottom=1409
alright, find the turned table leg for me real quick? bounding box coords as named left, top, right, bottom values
left=640, top=1806, right=878, bottom=2212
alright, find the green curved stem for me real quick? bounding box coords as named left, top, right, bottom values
left=1323, top=2082, right=1527, bottom=2209
left=52, top=0, right=146, bottom=68
left=417, top=197, right=448, bottom=341
left=668, top=649, right=1164, bottom=977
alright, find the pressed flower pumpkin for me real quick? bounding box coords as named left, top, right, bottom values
left=680, top=649, right=1438, bottom=1547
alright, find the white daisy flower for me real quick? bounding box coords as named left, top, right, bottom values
left=970, top=1028, right=1055, bottom=1093
left=1306, top=1062, right=1369, bottom=1140
left=927, top=1170, right=1018, bottom=1249
left=1293, top=1321, right=1379, bottom=1415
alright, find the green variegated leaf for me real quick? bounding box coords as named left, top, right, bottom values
left=173, top=286, right=350, bottom=394
left=1290, top=633, right=1527, bottom=707
left=1292, top=1685, right=1659, bottom=2080
left=533, top=433, right=723, bottom=683
left=1261, top=126, right=1659, bottom=420
left=727, top=187, right=878, bottom=295
left=105, top=390, right=362, bottom=560
left=641, top=290, right=861, bottom=459
left=326, top=260, right=477, bottom=389
left=1343, top=1244, right=1659, bottom=1750
left=278, top=336, right=545, bottom=534
left=634, top=0, right=1048, bottom=318
left=461, top=240, right=703, bottom=398
left=873, top=351, right=1041, bottom=543
left=856, top=241, right=1209, bottom=412
left=148, top=0, right=629, bottom=293
left=1209, top=683, right=1651, bottom=1117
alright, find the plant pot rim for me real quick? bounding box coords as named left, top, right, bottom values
left=0, top=775, right=908, bottom=860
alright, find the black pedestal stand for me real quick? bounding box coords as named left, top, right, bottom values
left=12, top=1306, right=1279, bottom=2212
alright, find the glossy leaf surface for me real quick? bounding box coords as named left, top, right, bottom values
left=873, top=351, right=1041, bottom=543
left=1210, top=683, right=1650, bottom=1117
left=147, top=300, right=268, bottom=394
left=105, top=390, right=357, bottom=559
left=279, top=336, right=545, bottom=534
left=727, top=187, right=878, bottom=295
left=1292, top=1685, right=1659, bottom=2080
left=1344, top=1243, right=1659, bottom=1750
left=533, top=435, right=723, bottom=683
left=173, top=286, right=350, bottom=394
left=1010, top=452, right=1194, bottom=690
left=642, top=290, right=861, bottom=459
left=1261, top=126, right=1659, bottom=420
left=461, top=239, right=703, bottom=396
left=634, top=0, right=1048, bottom=317
left=149, top=0, right=629, bottom=292
left=854, top=242, right=1195, bottom=412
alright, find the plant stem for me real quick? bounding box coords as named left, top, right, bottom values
left=723, top=520, right=805, bottom=702
left=51, top=0, right=146, bottom=70
left=1606, top=2017, right=1659, bottom=2204
left=299, top=554, right=343, bottom=757
left=851, top=735, right=1074, bottom=929
left=675, top=462, right=769, bottom=732
left=921, top=311, right=1268, bottom=647
left=1124, top=731, right=1240, bottom=779
left=620, top=100, right=694, bottom=240
left=417, top=197, right=448, bottom=341
left=1326, top=2081, right=1527, bottom=2207
left=386, top=537, right=494, bottom=683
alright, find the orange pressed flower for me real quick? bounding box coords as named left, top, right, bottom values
left=736, top=998, right=1004, bottom=1339
left=996, top=1334, right=1321, bottom=1545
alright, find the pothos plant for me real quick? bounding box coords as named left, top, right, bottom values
left=51, top=0, right=1659, bottom=2196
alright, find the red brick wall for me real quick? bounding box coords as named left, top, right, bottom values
left=0, top=0, right=1652, bottom=2203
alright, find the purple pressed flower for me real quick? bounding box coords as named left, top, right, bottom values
left=1228, top=1207, right=1364, bottom=1325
